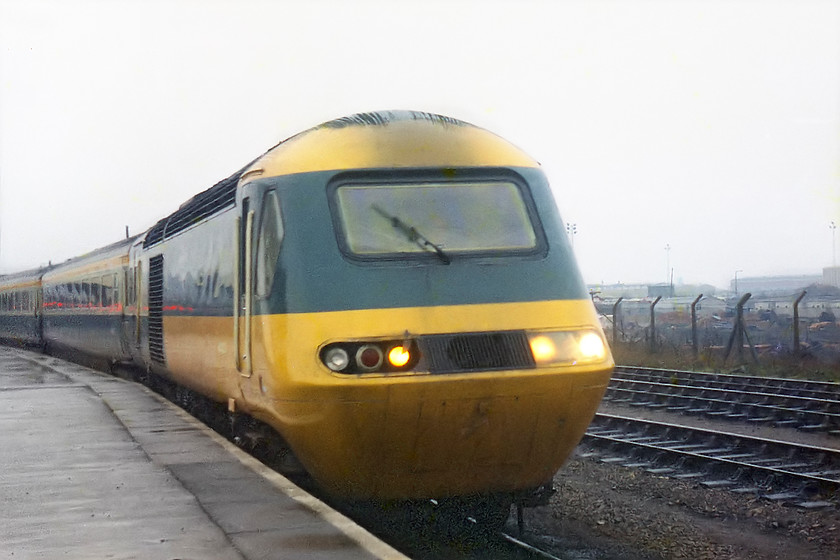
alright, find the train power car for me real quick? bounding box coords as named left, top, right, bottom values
left=0, top=110, right=614, bottom=523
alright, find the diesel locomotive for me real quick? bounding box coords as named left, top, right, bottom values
left=0, top=110, right=613, bottom=518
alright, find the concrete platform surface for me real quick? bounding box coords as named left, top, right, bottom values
left=0, top=346, right=408, bottom=560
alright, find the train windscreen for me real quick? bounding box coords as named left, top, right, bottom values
left=334, top=181, right=538, bottom=259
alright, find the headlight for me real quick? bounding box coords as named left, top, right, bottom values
left=527, top=329, right=608, bottom=366
left=320, top=340, right=418, bottom=373
left=387, top=345, right=411, bottom=367
left=324, top=347, right=350, bottom=371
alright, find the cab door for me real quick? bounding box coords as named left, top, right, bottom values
left=234, top=187, right=284, bottom=379
left=235, top=195, right=254, bottom=377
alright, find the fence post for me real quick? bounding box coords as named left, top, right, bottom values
left=724, top=292, right=754, bottom=365
left=691, top=293, right=703, bottom=358
left=612, top=297, right=624, bottom=347
left=793, top=290, right=807, bottom=356
left=649, top=296, right=662, bottom=353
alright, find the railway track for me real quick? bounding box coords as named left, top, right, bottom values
left=614, top=365, right=840, bottom=400
left=582, top=412, right=840, bottom=508
left=498, top=532, right=566, bottom=560
left=606, top=365, right=840, bottom=434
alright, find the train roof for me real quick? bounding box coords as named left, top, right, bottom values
left=0, top=266, right=52, bottom=289
left=43, top=235, right=139, bottom=281
left=243, top=110, right=540, bottom=179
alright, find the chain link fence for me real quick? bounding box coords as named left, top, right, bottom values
left=595, top=291, right=840, bottom=373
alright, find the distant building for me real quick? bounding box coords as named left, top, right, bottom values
left=730, top=274, right=821, bottom=296
left=587, top=283, right=649, bottom=299
left=648, top=283, right=674, bottom=299
left=589, top=282, right=716, bottom=300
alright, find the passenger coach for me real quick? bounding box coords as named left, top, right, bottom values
left=41, top=237, right=137, bottom=362
left=0, top=267, right=47, bottom=347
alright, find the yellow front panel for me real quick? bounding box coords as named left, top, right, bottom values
left=162, top=299, right=612, bottom=499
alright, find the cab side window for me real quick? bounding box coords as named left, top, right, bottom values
left=255, top=190, right=284, bottom=299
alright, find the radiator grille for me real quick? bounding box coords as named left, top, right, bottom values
left=420, top=331, right=535, bottom=373
left=148, top=255, right=166, bottom=365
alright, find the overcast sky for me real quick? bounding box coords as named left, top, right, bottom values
left=1, top=0, right=838, bottom=289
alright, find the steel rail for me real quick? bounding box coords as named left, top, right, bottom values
left=604, top=380, right=840, bottom=432
left=499, top=532, right=566, bottom=560
left=582, top=413, right=840, bottom=506
left=614, top=365, right=840, bottom=402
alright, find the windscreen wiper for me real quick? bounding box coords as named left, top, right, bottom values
left=372, top=205, right=451, bottom=264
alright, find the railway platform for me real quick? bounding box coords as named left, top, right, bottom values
left=0, top=346, right=407, bottom=560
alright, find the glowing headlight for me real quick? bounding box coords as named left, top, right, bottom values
left=527, top=330, right=608, bottom=366
left=528, top=335, right=558, bottom=363
left=388, top=345, right=411, bottom=367
left=578, top=331, right=607, bottom=360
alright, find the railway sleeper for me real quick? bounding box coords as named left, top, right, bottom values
left=713, top=452, right=757, bottom=460
left=746, top=415, right=778, bottom=423
left=798, top=421, right=833, bottom=432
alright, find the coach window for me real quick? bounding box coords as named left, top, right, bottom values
left=126, top=270, right=134, bottom=307
left=91, top=280, right=101, bottom=308
left=101, top=275, right=111, bottom=308
left=113, top=273, right=120, bottom=307
left=255, top=190, right=284, bottom=299
left=100, top=276, right=108, bottom=308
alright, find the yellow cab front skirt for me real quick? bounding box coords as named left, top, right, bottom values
left=163, top=299, right=613, bottom=500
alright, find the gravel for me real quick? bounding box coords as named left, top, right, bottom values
left=517, top=402, right=840, bottom=560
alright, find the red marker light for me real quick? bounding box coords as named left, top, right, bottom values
left=356, top=345, right=383, bottom=371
